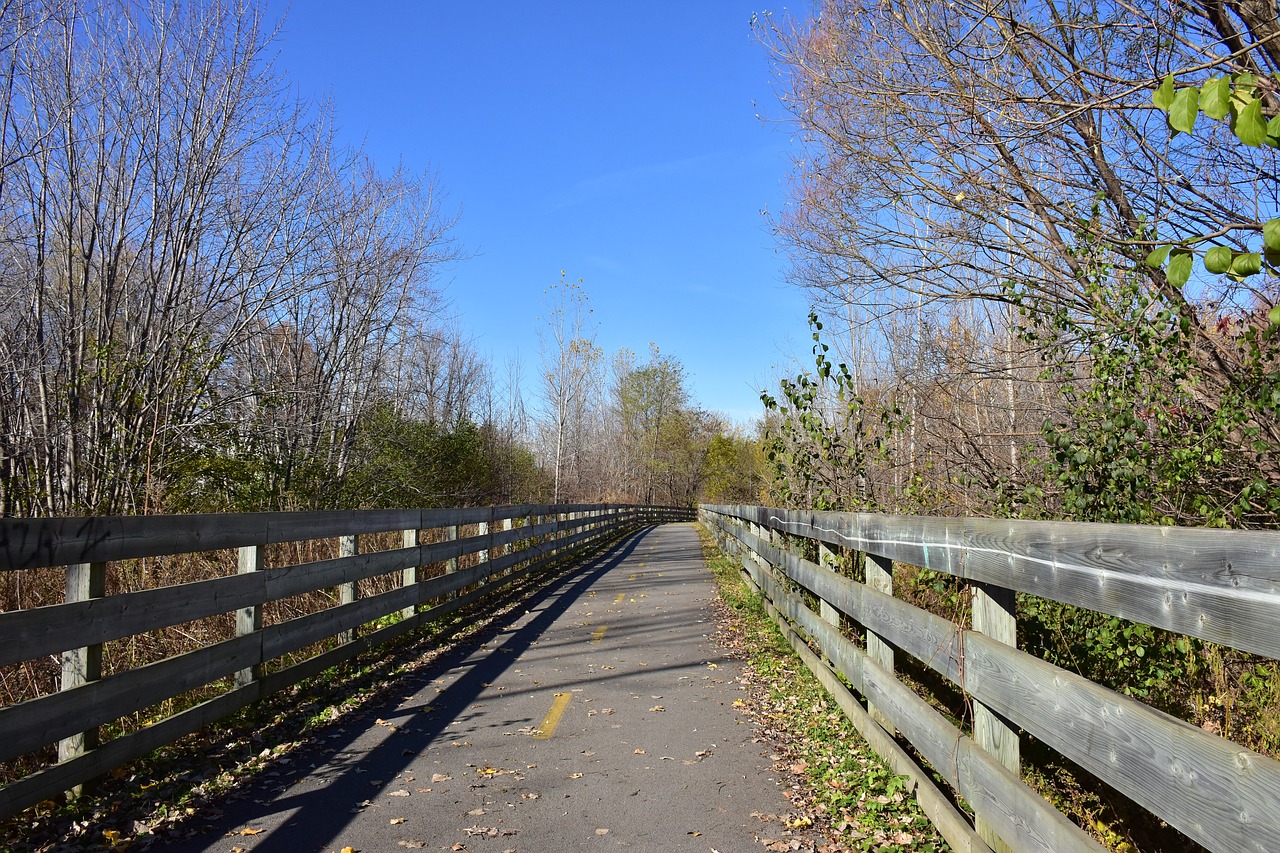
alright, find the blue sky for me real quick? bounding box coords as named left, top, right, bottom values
left=264, top=2, right=811, bottom=424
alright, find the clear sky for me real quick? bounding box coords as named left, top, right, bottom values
left=263, top=2, right=811, bottom=424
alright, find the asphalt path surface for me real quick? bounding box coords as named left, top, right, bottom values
left=161, top=524, right=790, bottom=852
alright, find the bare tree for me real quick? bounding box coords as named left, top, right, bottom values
left=535, top=275, right=602, bottom=503
left=0, top=1, right=459, bottom=515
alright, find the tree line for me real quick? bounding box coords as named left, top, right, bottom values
left=532, top=276, right=762, bottom=507
left=0, top=0, right=763, bottom=517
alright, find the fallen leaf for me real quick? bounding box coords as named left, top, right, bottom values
left=521, top=792, right=540, bottom=799
left=431, top=773, right=452, bottom=783
left=595, top=828, right=610, bottom=836
left=633, top=748, right=646, bottom=755
left=648, top=705, right=665, bottom=712
left=467, top=808, right=487, bottom=816
left=389, top=818, right=406, bottom=825
left=388, top=790, right=411, bottom=797
left=239, top=828, right=264, bottom=836
left=567, top=772, right=583, bottom=779
left=397, top=842, right=426, bottom=849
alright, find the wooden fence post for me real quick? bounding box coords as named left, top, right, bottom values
left=865, top=553, right=896, bottom=732
left=339, top=535, right=358, bottom=644
left=817, top=541, right=841, bottom=631
left=477, top=516, right=490, bottom=568
left=402, top=528, right=419, bottom=620
left=59, top=560, right=106, bottom=794
left=235, top=545, right=264, bottom=689
left=445, top=524, right=459, bottom=599
left=973, top=581, right=1019, bottom=853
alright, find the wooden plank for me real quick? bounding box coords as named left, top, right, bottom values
left=0, top=510, right=445, bottom=570
left=0, top=570, right=265, bottom=667
left=703, top=507, right=1280, bottom=660
left=766, top=576, right=993, bottom=853
left=961, top=631, right=1280, bottom=853
left=743, top=550, right=1104, bottom=853
left=0, top=683, right=258, bottom=822
left=0, top=633, right=260, bottom=764
left=263, top=547, right=419, bottom=602
left=261, top=585, right=419, bottom=662
left=0, top=514, right=270, bottom=569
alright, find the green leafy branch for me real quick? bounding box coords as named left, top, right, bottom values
left=1147, top=71, right=1280, bottom=309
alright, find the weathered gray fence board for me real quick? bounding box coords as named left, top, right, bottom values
left=706, top=505, right=1280, bottom=662
left=769, top=596, right=994, bottom=853
left=0, top=571, right=266, bottom=666
left=741, top=550, right=1104, bottom=853
left=0, top=505, right=631, bottom=571
left=0, top=633, right=260, bottom=764
left=260, top=585, right=419, bottom=662
left=0, top=683, right=258, bottom=820
left=962, top=631, right=1280, bottom=853
left=263, top=547, right=421, bottom=601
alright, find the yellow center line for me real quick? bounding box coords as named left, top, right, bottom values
left=591, top=625, right=608, bottom=643
left=534, top=692, right=572, bottom=740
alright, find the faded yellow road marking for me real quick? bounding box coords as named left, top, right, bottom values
left=591, top=625, right=608, bottom=643
left=534, top=692, right=572, bottom=740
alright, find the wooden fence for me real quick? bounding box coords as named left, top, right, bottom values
left=701, top=504, right=1280, bottom=853
left=0, top=503, right=692, bottom=820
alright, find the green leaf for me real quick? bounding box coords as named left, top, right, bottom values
left=1199, top=76, right=1231, bottom=120
left=1270, top=305, right=1280, bottom=326
left=1144, top=244, right=1171, bottom=267
left=1264, top=218, right=1280, bottom=252
left=1233, top=98, right=1269, bottom=146
left=1168, top=87, right=1199, bottom=134
left=1229, top=251, right=1262, bottom=278
left=1203, top=245, right=1233, bottom=273
left=1166, top=249, right=1194, bottom=287
left=1152, top=74, right=1176, bottom=111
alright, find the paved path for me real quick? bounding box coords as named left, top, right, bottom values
left=163, top=524, right=790, bottom=852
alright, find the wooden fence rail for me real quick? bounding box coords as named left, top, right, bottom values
left=700, top=504, right=1280, bottom=853
left=0, top=503, right=693, bottom=820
